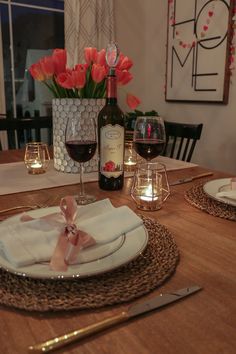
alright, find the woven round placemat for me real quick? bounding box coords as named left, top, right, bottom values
left=185, top=183, right=236, bottom=221
left=0, top=216, right=179, bottom=312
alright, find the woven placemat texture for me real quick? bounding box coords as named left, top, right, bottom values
left=185, top=183, right=236, bottom=221
left=0, top=216, right=179, bottom=312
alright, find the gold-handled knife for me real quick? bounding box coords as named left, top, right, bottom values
left=28, top=285, right=202, bottom=353
left=170, top=172, right=213, bottom=186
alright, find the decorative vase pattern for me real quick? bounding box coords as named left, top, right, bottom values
left=52, top=98, right=105, bottom=173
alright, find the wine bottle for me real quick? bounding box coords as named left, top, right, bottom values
left=98, top=69, right=125, bottom=190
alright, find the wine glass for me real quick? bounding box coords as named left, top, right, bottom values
left=132, top=116, right=170, bottom=203
left=65, top=115, right=97, bottom=205
left=133, top=116, right=166, bottom=162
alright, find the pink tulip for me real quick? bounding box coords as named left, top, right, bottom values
left=96, top=49, right=106, bottom=66
left=84, top=47, right=97, bottom=64
left=126, top=93, right=141, bottom=110
left=74, top=63, right=89, bottom=72
left=29, top=62, right=46, bottom=81
left=39, top=56, right=55, bottom=79
left=116, top=69, right=133, bottom=85
left=72, top=65, right=87, bottom=89
left=52, top=49, right=67, bottom=75
left=56, top=70, right=74, bottom=89
left=91, top=63, right=106, bottom=83
left=117, top=53, right=133, bottom=70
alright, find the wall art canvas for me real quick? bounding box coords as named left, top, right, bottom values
left=165, top=0, right=233, bottom=103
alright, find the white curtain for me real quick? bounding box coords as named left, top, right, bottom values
left=64, top=0, right=115, bottom=67
left=0, top=16, right=8, bottom=150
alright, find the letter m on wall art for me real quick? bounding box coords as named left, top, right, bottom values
left=165, top=0, right=234, bottom=103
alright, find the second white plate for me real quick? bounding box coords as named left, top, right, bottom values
left=203, top=178, right=236, bottom=207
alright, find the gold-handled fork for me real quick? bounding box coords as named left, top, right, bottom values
left=0, top=197, right=58, bottom=219
left=0, top=204, right=47, bottom=214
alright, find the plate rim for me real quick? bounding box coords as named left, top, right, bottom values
left=0, top=206, right=149, bottom=280
left=203, top=178, right=236, bottom=207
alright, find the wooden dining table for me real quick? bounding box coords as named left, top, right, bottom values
left=0, top=149, right=235, bottom=354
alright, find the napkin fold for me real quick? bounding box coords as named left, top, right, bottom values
left=216, top=190, right=236, bottom=201
left=0, top=199, right=143, bottom=268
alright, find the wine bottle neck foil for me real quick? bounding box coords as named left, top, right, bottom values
left=107, top=75, right=117, bottom=99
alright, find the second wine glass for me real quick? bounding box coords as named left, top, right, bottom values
left=65, top=115, right=97, bottom=205
left=133, top=116, right=166, bottom=161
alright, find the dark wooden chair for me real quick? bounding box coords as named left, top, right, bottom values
left=0, top=116, right=53, bottom=150
left=163, top=121, right=203, bottom=162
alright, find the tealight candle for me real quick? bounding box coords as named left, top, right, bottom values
left=136, top=184, right=162, bottom=210
left=31, top=161, right=43, bottom=169
left=124, top=141, right=137, bottom=172
left=24, top=142, right=50, bottom=175
left=140, top=195, right=158, bottom=202
left=131, top=162, right=170, bottom=211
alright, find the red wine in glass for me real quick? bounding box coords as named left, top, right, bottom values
left=133, top=116, right=166, bottom=162
left=65, top=116, right=97, bottom=205
left=134, top=139, right=165, bottom=161
left=65, top=140, right=97, bottom=163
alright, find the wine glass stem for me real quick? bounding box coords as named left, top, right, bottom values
left=79, top=163, right=85, bottom=197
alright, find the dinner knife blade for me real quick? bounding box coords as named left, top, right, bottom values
left=170, top=172, right=213, bottom=186
left=28, top=285, right=201, bottom=353
left=128, top=285, right=201, bottom=317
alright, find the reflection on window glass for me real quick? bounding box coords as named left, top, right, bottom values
left=1, top=4, right=13, bottom=115
left=0, top=1, right=64, bottom=117
left=7, top=0, right=64, bottom=10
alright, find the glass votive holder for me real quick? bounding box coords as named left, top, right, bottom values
left=131, top=162, right=170, bottom=211
left=124, top=141, right=137, bottom=172
left=24, top=142, right=50, bottom=175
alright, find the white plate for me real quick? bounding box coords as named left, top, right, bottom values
left=203, top=178, right=236, bottom=207
left=0, top=207, right=148, bottom=279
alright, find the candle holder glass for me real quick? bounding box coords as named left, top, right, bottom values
left=24, top=142, right=50, bottom=174
left=131, top=161, right=170, bottom=211
left=124, top=141, right=137, bottom=172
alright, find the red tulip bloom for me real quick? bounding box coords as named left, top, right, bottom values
left=117, top=53, right=133, bottom=70
left=91, top=63, right=106, bottom=83
left=56, top=70, right=74, bottom=89
left=116, top=69, right=133, bottom=85
left=74, top=63, right=89, bottom=72
left=52, top=49, right=67, bottom=75
left=126, top=93, right=141, bottom=110
left=29, top=62, right=46, bottom=81
left=39, top=56, right=55, bottom=79
left=84, top=47, right=97, bottom=64
left=96, top=49, right=106, bottom=66
left=72, top=65, right=87, bottom=89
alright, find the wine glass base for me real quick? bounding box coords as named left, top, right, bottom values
left=75, top=194, right=96, bottom=205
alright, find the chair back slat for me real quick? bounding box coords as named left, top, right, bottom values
left=35, top=128, right=41, bottom=142
left=0, top=116, right=53, bottom=149
left=170, top=136, right=177, bottom=158
left=182, top=138, right=190, bottom=161
left=176, top=137, right=184, bottom=160
left=163, top=135, right=169, bottom=156
left=163, top=121, right=203, bottom=162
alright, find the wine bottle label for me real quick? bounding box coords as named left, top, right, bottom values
left=100, top=124, right=124, bottom=178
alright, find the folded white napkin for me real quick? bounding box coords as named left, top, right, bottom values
left=0, top=199, right=143, bottom=268
left=216, top=190, right=236, bottom=201
left=0, top=219, right=60, bottom=267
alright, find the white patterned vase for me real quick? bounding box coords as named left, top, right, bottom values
left=52, top=98, right=105, bottom=173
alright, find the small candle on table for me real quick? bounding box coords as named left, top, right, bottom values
left=31, top=160, right=43, bottom=169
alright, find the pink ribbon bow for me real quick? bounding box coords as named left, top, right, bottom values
left=50, top=196, right=96, bottom=271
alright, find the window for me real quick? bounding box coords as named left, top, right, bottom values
left=0, top=0, right=64, bottom=118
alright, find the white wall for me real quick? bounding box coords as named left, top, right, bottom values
left=115, top=0, right=236, bottom=175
